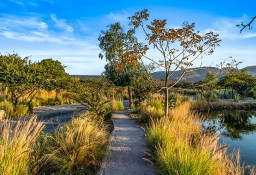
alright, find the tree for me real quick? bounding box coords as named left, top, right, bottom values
left=129, top=9, right=221, bottom=117
left=0, top=53, right=68, bottom=114
left=98, top=22, right=147, bottom=108
left=218, top=69, right=256, bottom=99
left=66, top=77, right=112, bottom=124
left=130, top=64, right=156, bottom=103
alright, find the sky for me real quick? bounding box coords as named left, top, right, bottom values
left=0, top=0, right=256, bottom=75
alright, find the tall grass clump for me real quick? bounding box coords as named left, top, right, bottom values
left=147, top=101, right=254, bottom=175
left=0, top=116, right=44, bottom=175
left=36, top=113, right=108, bottom=174
left=141, top=98, right=164, bottom=119
left=111, top=99, right=124, bottom=111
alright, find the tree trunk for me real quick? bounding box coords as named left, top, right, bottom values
left=164, top=87, right=169, bottom=118
left=128, top=86, right=134, bottom=109
left=164, top=74, right=169, bottom=118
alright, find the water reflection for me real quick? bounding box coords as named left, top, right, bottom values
left=202, top=111, right=256, bottom=139
left=202, top=110, right=256, bottom=166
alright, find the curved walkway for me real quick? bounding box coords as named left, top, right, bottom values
left=99, top=110, right=156, bottom=175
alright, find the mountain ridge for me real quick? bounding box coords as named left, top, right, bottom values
left=72, top=66, right=256, bottom=82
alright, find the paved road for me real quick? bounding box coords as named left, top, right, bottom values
left=33, top=104, right=85, bottom=133
left=99, top=110, right=156, bottom=175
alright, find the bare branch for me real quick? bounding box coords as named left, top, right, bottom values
left=240, top=16, right=256, bottom=33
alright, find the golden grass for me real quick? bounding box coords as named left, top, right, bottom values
left=147, top=101, right=255, bottom=175
left=36, top=112, right=108, bottom=174
left=111, top=99, right=124, bottom=111
left=0, top=116, right=44, bottom=175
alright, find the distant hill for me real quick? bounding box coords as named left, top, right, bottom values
left=71, top=66, right=256, bottom=82
left=151, top=67, right=220, bottom=82
left=244, top=66, right=256, bottom=76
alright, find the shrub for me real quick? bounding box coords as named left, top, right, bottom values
left=0, top=101, right=14, bottom=117
left=36, top=113, right=108, bottom=174
left=44, top=98, right=56, bottom=106
left=168, top=93, right=183, bottom=108
left=14, top=104, right=29, bottom=117
left=111, top=99, right=124, bottom=111
left=0, top=116, right=44, bottom=175
left=0, top=101, right=30, bottom=118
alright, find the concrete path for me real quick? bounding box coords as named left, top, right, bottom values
left=99, top=111, right=156, bottom=175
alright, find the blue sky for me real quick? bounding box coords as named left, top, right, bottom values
left=0, top=0, right=256, bottom=75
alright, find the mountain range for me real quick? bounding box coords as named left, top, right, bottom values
left=72, top=66, right=256, bottom=83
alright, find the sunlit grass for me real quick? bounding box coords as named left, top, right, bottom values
left=0, top=116, right=44, bottom=175
left=111, top=98, right=124, bottom=111
left=147, top=101, right=255, bottom=175
left=35, top=112, right=108, bottom=174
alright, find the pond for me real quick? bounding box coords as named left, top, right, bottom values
left=202, top=110, right=256, bottom=166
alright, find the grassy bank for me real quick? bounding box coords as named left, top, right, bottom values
left=143, top=99, right=255, bottom=175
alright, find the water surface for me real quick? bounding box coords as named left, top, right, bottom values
left=202, top=110, right=256, bottom=166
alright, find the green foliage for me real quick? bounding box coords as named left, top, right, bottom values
left=15, top=104, right=29, bottom=117
left=218, top=69, right=256, bottom=98
left=168, top=93, right=183, bottom=108
left=99, top=22, right=147, bottom=109
left=203, top=91, right=218, bottom=102
left=67, top=78, right=112, bottom=122
left=0, top=101, right=29, bottom=118
left=0, top=53, right=68, bottom=116
left=0, top=101, right=14, bottom=117
left=131, top=65, right=156, bottom=103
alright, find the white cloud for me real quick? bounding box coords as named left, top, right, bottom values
left=0, top=15, right=48, bottom=30
left=50, top=14, right=74, bottom=32
left=7, top=0, right=38, bottom=6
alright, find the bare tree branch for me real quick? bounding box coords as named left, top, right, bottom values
left=240, top=16, right=256, bottom=33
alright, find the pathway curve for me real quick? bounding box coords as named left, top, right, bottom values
left=99, top=110, right=156, bottom=175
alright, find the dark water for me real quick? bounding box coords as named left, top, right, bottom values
left=202, top=110, right=256, bottom=166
